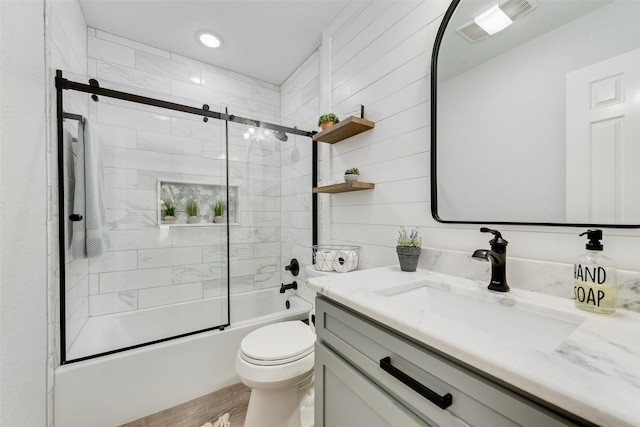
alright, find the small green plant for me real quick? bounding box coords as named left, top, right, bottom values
left=397, top=226, right=422, bottom=248
left=164, top=199, right=176, bottom=217
left=213, top=200, right=226, bottom=217
left=318, top=113, right=340, bottom=127
left=345, top=167, right=360, bottom=175
left=185, top=199, right=199, bottom=217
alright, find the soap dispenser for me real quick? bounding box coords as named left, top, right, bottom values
left=574, top=229, right=617, bottom=314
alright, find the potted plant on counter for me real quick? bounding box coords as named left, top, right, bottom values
left=213, top=200, right=226, bottom=223
left=318, top=113, right=340, bottom=131
left=396, top=226, right=422, bottom=272
left=163, top=199, right=177, bottom=224
left=186, top=199, right=200, bottom=224
left=344, top=167, right=360, bottom=182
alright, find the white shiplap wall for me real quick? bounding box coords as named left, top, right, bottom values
left=321, top=0, right=640, bottom=273
left=321, top=1, right=446, bottom=269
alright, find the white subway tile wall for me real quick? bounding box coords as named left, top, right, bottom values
left=82, top=26, right=283, bottom=324
left=47, top=18, right=310, bottom=363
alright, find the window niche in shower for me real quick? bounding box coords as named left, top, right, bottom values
left=157, top=179, right=239, bottom=227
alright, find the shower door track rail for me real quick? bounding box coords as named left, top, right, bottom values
left=55, top=70, right=317, bottom=364
left=55, top=72, right=316, bottom=137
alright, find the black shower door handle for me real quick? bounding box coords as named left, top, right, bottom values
left=380, top=356, right=453, bottom=410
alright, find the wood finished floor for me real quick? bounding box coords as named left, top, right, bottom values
left=119, top=383, right=250, bottom=427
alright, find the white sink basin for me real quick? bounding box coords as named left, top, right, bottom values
left=378, top=281, right=586, bottom=353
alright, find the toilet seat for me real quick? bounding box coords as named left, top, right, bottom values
left=240, top=321, right=315, bottom=366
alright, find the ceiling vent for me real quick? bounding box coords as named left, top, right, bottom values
left=455, top=0, right=538, bottom=43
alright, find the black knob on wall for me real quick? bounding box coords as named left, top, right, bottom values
left=285, top=258, right=299, bottom=276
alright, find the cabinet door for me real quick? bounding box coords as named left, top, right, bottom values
left=316, top=297, right=585, bottom=427
left=315, top=343, right=435, bottom=427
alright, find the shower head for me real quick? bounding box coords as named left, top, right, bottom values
left=273, top=130, right=288, bottom=142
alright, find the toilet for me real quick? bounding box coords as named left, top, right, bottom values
left=235, top=320, right=316, bottom=427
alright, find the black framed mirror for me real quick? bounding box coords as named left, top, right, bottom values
left=431, top=0, right=640, bottom=228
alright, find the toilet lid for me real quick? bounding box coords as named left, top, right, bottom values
left=240, top=321, right=315, bottom=366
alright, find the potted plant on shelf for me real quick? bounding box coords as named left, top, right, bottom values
left=186, top=199, right=200, bottom=224
left=344, top=167, right=360, bottom=182
left=318, top=113, right=340, bottom=131
left=396, top=226, right=422, bottom=272
left=213, top=200, right=226, bottom=223
left=163, top=199, right=177, bottom=224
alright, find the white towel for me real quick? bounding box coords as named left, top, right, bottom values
left=315, top=250, right=335, bottom=271
left=333, top=250, right=358, bottom=273
left=71, top=119, right=109, bottom=258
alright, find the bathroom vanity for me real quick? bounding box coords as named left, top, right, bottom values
left=308, top=267, right=640, bottom=426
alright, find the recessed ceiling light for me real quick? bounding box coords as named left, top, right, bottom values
left=198, top=32, right=222, bottom=48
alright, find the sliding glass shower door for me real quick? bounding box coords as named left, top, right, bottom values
left=59, top=79, right=230, bottom=362
left=225, top=119, right=282, bottom=321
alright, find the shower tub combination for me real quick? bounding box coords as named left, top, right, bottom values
left=55, top=288, right=311, bottom=427
left=55, top=71, right=317, bottom=427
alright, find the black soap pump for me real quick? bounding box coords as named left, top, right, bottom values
left=574, top=229, right=617, bottom=314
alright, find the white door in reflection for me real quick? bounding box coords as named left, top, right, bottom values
left=566, top=48, right=640, bottom=224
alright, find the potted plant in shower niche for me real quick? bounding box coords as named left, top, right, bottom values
left=318, top=113, right=340, bottom=131
left=396, top=226, right=422, bottom=272
left=344, top=167, right=360, bottom=183
left=186, top=199, right=200, bottom=224
left=213, top=200, right=226, bottom=223
left=163, top=199, right=177, bottom=224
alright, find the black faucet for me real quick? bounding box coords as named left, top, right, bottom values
left=472, top=228, right=510, bottom=292
left=280, top=281, right=298, bottom=293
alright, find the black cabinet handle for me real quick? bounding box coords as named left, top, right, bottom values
left=69, top=214, right=83, bottom=221
left=380, top=356, right=453, bottom=410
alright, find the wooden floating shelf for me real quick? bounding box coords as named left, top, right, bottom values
left=312, top=116, right=375, bottom=144
left=313, top=181, right=375, bottom=194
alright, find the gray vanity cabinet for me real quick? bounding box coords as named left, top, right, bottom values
left=314, top=296, right=584, bottom=427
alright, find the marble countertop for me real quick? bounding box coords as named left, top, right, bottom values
left=307, top=266, right=640, bottom=427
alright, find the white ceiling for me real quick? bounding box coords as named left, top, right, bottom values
left=78, top=0, right=353, bottom=85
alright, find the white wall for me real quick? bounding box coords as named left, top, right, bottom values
left=0, top=1, right=48, bottom=426
left=320, top=0, right=640, bottom=275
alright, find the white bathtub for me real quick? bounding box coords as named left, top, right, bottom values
left=55, top=289, right=312, bottom=427
left=67, top=288, right=300, bottom=360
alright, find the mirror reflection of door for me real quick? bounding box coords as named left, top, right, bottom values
left=566, top=48, right=640, bottom=224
